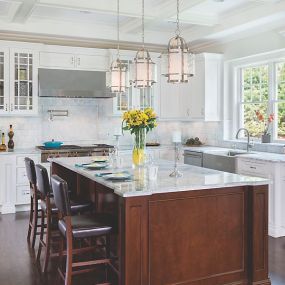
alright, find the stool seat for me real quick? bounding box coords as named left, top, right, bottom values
left=58, top=214, right=113, bottom=239
left=40, top=199, right=92, bottom=215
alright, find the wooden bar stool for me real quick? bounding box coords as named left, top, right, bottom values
left=51, top=175, right=114, bottom=285
left=36, top=164, right=93, bottom=274
left=25, top=157, right=42, bottom=249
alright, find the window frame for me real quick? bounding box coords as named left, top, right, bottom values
left=237, top=60, right=285, bottom=142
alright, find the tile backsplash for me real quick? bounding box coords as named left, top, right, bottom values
left=0, top=97, right=222, bottom=149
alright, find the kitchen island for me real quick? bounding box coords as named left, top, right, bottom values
left=51, top=156, right=271, bottom=285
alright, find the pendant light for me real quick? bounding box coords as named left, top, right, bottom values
left=107, top=0, right=129, bottom=93
left=131, top=0, right=157, bottom=88
left=161, top=0, right=195, bottom=83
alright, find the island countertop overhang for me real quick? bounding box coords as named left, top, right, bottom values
left=50, top=156, right=270, bottom=197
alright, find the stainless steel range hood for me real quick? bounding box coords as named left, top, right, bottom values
left=38, top=68, right=115, bottom=98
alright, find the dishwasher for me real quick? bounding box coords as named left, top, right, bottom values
left=184, top=150, right=203, bottom=167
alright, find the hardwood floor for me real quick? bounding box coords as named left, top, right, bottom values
left=0, top=212, right=285, bottom=285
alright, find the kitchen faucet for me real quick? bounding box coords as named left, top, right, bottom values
left=235, top=128, right=253, bottom=152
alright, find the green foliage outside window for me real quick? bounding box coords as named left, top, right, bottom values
left=241, top=65, right=269, bottom=137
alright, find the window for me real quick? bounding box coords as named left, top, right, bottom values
left=240, top=65, right=269, bottom=137
left=275, top=62, right=285, bottom=139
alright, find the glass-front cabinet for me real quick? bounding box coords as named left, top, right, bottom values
left=10, top=49, right=38, bottom=115
left=0, top=49, right=9, bottom=114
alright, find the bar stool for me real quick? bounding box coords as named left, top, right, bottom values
left=51, top=175, right=114, bottom=285
left=36, top=164, right=93, bottom=274
left=25, top=157, right=42, bottom=248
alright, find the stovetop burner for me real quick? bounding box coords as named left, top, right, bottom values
left=37, top=144, right=114, bottom=151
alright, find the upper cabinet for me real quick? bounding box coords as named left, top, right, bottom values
left=10, top=49, right=39, bottom=115
left=159, top=53, right=223, bottom=121
left=0, top=46, right=39, bottom=116
left=0, top=48, right=9, bottom=115
left=39, top=50, right=109, bottom=71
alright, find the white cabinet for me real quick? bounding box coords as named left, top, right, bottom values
left=39, top=51, right=108, bottom=71
left=0, top=155, right=16, bottom=214
left=159, top=53, right=222, bottom=121
left=236, top=157, right=282, bottom=237
left=39, top=51, right=75, bottom=68
left=9, top=49, right=39, bottom=115
left=0, top=48, right=9, bottom=115
left=0, top=153, right=40, bottom=214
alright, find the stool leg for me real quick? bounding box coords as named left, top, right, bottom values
left=27, top=194, right=33, bottom=243
left=42, top=210, right=51, bottom=274
left=36, top=209, right=45, bottom=266
left=56, top=237, right=64, bottom=285
left=31, top=192, right=39, bottom=249
left=65, top=227, right=73, bottom=285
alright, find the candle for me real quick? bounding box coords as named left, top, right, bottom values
left=172, top=131, right=181, bottom=143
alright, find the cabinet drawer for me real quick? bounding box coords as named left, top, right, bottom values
left=16, top=167, right=29, bottom=185
left=237, top=159, right=269, bottom=177
left=16, top=155, right=39, bottom=167
left=16, top=185, right=30, bottom=204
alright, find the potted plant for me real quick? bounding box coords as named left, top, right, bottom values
left=255, top=110, right=274, bottom=143
left=122, top=108, right=157, bottom=167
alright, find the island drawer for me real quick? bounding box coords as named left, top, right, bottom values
left=16, top=185, right=30, bottom=204
left=16, top=167, right=29, bottom=185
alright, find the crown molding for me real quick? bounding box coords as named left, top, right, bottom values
left=0, top=30, right=167, bottom=52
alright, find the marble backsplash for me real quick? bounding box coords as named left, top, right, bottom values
left=0, top=98, right=222, bottom=149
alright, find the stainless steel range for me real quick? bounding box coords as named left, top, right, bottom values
left=37, top=144, right=114, bottom=162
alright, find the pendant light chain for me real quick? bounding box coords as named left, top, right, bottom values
left=176, top=0, right=180, bottom=36
left=117, top=0, right=120, bottom=58
left=142, top=0, right=145, bottom=48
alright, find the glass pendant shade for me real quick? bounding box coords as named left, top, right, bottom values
left=131, top=48, right=157, bottom=88
left=108, top=59, right=129, bottom=93
left=162, top=35, right=195, bottom=83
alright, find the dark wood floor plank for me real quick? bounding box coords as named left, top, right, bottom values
left=0, top=212, right=284, bottom=285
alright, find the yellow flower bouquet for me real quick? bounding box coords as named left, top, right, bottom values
left=122, top=108, right=157, bottom=166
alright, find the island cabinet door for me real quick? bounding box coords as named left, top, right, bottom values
left=119, top=186, right=271, bottom=285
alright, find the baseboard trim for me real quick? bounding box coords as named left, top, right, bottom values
left=269, top=224, right=285, bottom=238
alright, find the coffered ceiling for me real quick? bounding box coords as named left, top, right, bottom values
left=0, top=0, right=284, bottom=51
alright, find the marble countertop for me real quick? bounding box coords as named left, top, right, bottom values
left=184, top=146, right=285, bottom=163
left=0, top=148, right=40, bottom=155
left=50, top=156, right=269, bottom=198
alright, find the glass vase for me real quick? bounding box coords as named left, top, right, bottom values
left=132, top=128, right=146, bottom=167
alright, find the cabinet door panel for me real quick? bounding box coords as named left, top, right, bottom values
left=160, top=76, right=180, bottom=119
left=188, top=60, right=204, bottom=119
left=40, top=52, right=75, bottom=68
left=76, top=54, right=108, bottom=71
left=0, top=49, right=9, bottom=114
left=10, top=49, right=38, bottom=115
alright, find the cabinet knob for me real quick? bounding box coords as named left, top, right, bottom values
left=10, top=103, right=13, bottom=111
left=71, top=56, right=74, bottom=65
left=5, top=103, right=8, bottom=111
left=77, top=57, right=81, bottom=66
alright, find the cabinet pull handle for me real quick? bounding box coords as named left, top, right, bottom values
left=250, top=166, right=256, bottom=169
left=71, top=56, right=74, bottom=65
left=5, top=103, right=8, bottom=111
left=77, top=57, right=80, bottom=66
left=10, top=103, right=13, bottom=111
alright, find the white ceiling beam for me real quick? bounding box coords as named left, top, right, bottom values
left=120, top=0, right=208, bottom=33
left=13, top=0, right=38, bottom=23
left=183, top=0, right=285, bottom=43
